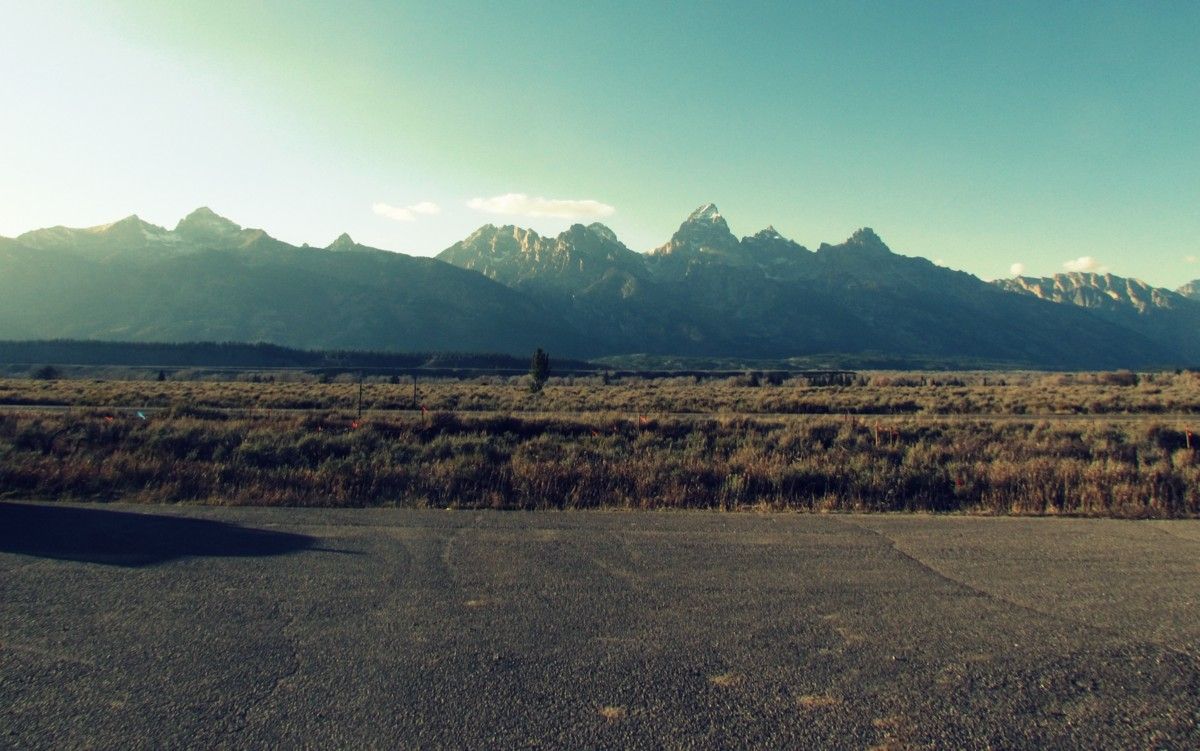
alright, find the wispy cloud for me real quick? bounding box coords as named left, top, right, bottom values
left=1062, top=256, right=1106, bottom=273
left=1187, top=255, right=1198, bottom=264
left=373, top=201, right=441, bottom=222
left=466, top=193, right=615, bottom=219
left=1010, top=262, right=1026, bottom=276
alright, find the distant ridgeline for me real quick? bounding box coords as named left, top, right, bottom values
left=0, top=340, right=599, bottom=374
left=0, top=340, right=866, bottom=381
left=6, top=205, right=1200, bottom=369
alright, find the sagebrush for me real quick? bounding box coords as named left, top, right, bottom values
left=2, top=407, right=1197, bottom=516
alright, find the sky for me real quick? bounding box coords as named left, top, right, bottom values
left=1, top=0, right=1197, bottom=285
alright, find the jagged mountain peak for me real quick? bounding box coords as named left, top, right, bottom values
left=816, top=227, right=893, bottom=257
left=585, top=222, right=619, bottom=243
left=500, top=225, right=544, bottom=246
left=1054, top=271, right=1158, bottom=296
left=437, top=216, right=645, bottom=292
left=738, top=226, right=813, bottom=276
left=327, top=232, right=357, bottom=251
left=677, top=203, right=732, bottom=236
left=560, top=222, right=627, bottom=249
left=15, top=212, right=174, bottom=251
left=465, top=223, right=542, bottom=241
left=653, top=203, right=738, bottom=260
left=449, top=225, right=547, bottom=264
left=90, top=214, right=169, bottom=236
left=685, top=202, right=722, bottom=223
left=994, top=271, right=1187, bottom=315
left=1017, top=271, right=1158, bottom=293
left=175, top=207, right=241, bottom=237
left=742, top=225, right=808, bottom=253
left=848, top=227, right=886, bottom=247
left=4, top=203, right=1197, bottom=368
left=463, top=223, right=499, bottom=242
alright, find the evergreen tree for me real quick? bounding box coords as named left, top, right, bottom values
left=529, top=348, right=550, bottom=393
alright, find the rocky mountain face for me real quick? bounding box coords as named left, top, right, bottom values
left=994, top=273, right=1200, bottom=362
left=1177, top=280, right=1200, bottom=301
left=438, top=222, right=646, bottom=294
left=995, top=273, right=1184, bottom=314
left=0, top=209, right=581, bottom=354
left=438, top=206, right=1172, bottom=368
left=648, top=203, right=753, bottom=273
left=0, top=204, right=1191, bottom=368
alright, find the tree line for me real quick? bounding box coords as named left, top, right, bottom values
left=0, top=339, right=596, bottom=371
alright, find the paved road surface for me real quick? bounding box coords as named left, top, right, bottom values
left=2, top=503, right=1198, bottom=749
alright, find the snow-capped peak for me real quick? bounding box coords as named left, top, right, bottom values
left=686, top=203, right=722, bottom=223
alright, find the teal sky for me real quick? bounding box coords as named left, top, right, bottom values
left=2, top=1, right=1197, bottom=285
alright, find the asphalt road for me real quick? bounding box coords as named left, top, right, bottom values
left=2, top=503, right=1198, bottom=749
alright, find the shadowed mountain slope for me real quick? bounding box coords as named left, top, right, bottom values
left=439, top=207, right=1174, bottom=368
left=0, top=210, right=582, bottom=354
left=0, top=205, right=1188, bottom=367
left=995, top=273, right=1200, bottom=363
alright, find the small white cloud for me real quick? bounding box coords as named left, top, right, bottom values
left=407, top=201, right=441, bottom=215
left=373, top=201, right=441, bottom=222
left=1186, top=255, right=1198, bottom=264
left=1062, top=256, right=1105, bottom=273
left=466, top=193, right=615, bottom=219
left=1010, top=262, right=1026, bottom=276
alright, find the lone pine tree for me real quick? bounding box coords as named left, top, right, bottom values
left=529, top=348, right=550, bottom=394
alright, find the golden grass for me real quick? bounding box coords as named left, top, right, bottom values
left=2, top=369, right=1199, bottom=416
left=1, top=374, right=1198, bottom=515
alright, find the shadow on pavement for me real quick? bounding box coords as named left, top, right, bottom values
left=0, top=502, right=317, bottom=567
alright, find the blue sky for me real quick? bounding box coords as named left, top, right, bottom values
left=1, top=0, right=1197, bottom=285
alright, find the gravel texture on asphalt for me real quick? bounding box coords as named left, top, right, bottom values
left=2, top=503, right=1198, bottom=749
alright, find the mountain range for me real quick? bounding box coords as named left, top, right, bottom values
left=1, top=204, right=1197, bottom=369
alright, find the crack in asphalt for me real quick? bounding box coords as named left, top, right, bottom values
left=216, top=590, right=306, bottom=745
left=7, top=509, right=1200, bottom=748
left=0, top=640, right=97, bottom=668
left=1145, top=522, right=1200, bottom=545
left=834, top=516, right=1200, bottom=661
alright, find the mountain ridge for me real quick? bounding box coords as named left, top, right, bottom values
left=0, top=207, right=584, bottom=355
left=0, top=204, right=1191, bottom=368
left=994, top=271, right=1200, bottom=362
left=436, top=204, right=1177, bottom=368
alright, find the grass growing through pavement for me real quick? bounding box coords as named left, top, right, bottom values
left=1, top=406, right=1197, bottom=516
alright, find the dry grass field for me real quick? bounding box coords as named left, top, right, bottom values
left=2, top=371, right=1199, bottom=516
left=1, top=368, right=1198, bottom=415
